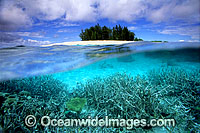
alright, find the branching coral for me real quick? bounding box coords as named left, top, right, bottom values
left=0, top=67, right=199, bottom=132
left=0, top=75, right=70, bottom=132
left=0, top=75, right=68, bottom=101
left=0, top=90, right=69, bottom=132
left=73, top=68, right=200, bottom=132
left=148, top=67, right=200, bottom=131
left=73, top=73, right=170, bottom=131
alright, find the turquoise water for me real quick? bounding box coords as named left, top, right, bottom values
left=0, top=42, right=199, bottom=81
left=0, top=42, right=200, bottom=132
left=53, top=48, right=200, bottom=90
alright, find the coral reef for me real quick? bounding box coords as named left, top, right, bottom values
left=0, top=90, right=72, bottom=132
left=73, top=67, right=200, bottom=132
left=0, top=67, right=199, bottom=132
left=148, top=67, right=200, bottom=131
left=0, top=75, right=67, bottom=101
left=0, top=75, right=70, bottom=132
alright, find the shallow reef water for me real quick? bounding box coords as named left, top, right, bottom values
left=0, top=42, right=200, bottom=132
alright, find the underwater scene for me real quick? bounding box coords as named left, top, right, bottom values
left=0, top=42, right=200, bottom=132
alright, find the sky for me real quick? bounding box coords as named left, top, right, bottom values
left=0, top=0, right=200, bottom=47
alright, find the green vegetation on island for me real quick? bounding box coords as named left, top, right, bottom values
left=151, top=40, right=168, bottom=42
left=79, top=24, right=143, bottom=41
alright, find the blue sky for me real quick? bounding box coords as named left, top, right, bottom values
left=0, top=0, right=200, bottom=47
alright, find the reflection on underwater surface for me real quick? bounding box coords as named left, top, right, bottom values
left=0, top=42, right=200, bottom=132
left=85, top=44, right=132, bottom=58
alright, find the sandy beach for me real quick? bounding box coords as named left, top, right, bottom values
left=41, top=40, right=134, bottom=47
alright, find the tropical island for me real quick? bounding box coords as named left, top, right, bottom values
left=79, top=24, right=143, bottom=41
left=41, top=24, right=169, bottom=47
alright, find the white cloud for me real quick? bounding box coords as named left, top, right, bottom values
left=158, top=25, right=200, bottom=40
left=57, top=22, right=80, bottom=27
left=0, top=32, right=22, bottom=43
left=35, top=21, right=80, bottom=28
left=97, top=0, right=200, bottom=24
left=98, top=0, right=146, bottom=22
left=57, top=29, right=77, bottom=33
left=146, top=3, right=172, bottom=23
left=0, top=0, right=96, bottom=31
left=0, top=1, right=32, bottom=30
left=188, top=40, right=199, bottom=42
left=179, top=39, right=199, bottom=42
left=20, top=0, right=66, bottom=20
left=16, top=32, right=44, bottom=38
left=0, top=32, right=50, bottom=47
left=128, top=26, right=137, bottom=30
left=146, top=0, right=200, bottom=23
left=19, top=0, right=97, bottom=21
left=3, top=31, right=45, bottom=38
left=0, top=0, right=199, bottom=32
left=64, top=0, right=97, bottom=22
left=26, top=39, right=51, bottom=45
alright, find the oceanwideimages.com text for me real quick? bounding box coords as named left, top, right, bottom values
left=25, top=115, right=175, bottom=129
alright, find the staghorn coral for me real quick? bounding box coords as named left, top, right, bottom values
left=73, top=73, right=170, bottom=131
left=0, top=74, right=71, bottom=132
left=148, top=67, right=200, bottom=131
left=0, top=90, right=69, bottom=132
left=0, top=67, right=199, bottom=132
left=0, top=75, right=68, bottom=101
left=73, top=67, right=200, bottom=132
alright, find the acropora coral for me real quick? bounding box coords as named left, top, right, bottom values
left=0, top=67, right=199, bottom=132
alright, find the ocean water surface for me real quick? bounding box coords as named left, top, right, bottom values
left=0, top=42, right=200, bottom=132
